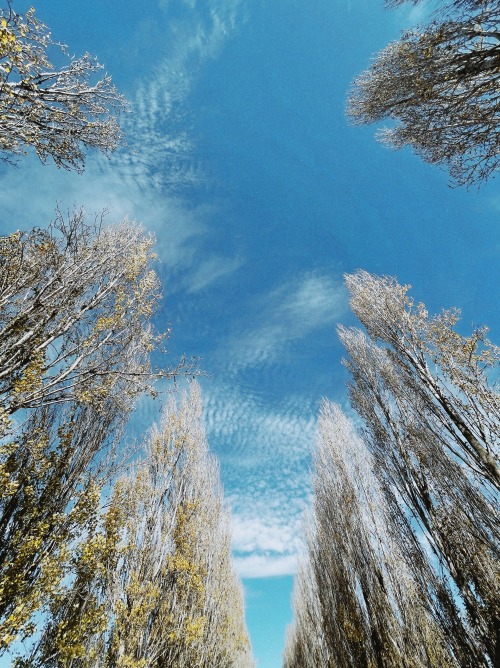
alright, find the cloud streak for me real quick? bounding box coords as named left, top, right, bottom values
left=185, top=255, right=245, bottom=293
left=227, top=272, right=347, bottom=370
left=114, top=0, right=246, bottom=192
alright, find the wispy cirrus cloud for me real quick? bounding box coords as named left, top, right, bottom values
left=200, top=376, right=315, bottom=578
left=203, top=384, right=316, bottom=461
left=227, top=272, right=347, bottom=370
left=0, top=161, right=211, bottom=283
left=390, top=0, right=434, bottom=28
left=115, top=0, right=246, bottom=192
left=185, top=255, right=245, bottom=293
left=407, top=2, right=433, bottom=25
left=195, top=270, right=347, bottom=577
left=232, top=516, right=298, bottom=555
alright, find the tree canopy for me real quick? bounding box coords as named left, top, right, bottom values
left=348, top=0, right=500, bottom=186
left=0, top=211, right=184, bottom=416
left=0, top=3, right=125, bottom=171
left=0, top=214, right=180, bottom=650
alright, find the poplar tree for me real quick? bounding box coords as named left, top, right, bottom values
left=0, top=3, right=126, bottom=171
left=0, top=214, right=181, bottom=651
left=339, top=270, right=499, bottom=665
left=348, top=0, right=500, bottom=186
left=105, top=385, right=252, bottom=668
left=0, top=211, right=177, bottom=416
left=284, top=403, right=464, bottom=668
left=26, top=384, right=254, bottom=668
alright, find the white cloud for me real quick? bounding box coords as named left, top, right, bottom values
left=407, top=3, right=432, bottom=25
left=390, top=0, right=434, bottom=29
left=232, top=516, right=300, bottom=555
left=201, top=380, right=316, bottom=579
left=202, top=380, right=317, bottom=463
left=227, top=272, right=347, bottom=370
left=185, top=255, right=245, bottom=293
left=234, top=553, right=298, bottom=579
left=0, top=158, right=212, bottom=277
left=195, top=271, right=343, bottom=576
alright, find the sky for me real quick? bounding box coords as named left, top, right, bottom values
left=1, top=1, right=500, bottom=666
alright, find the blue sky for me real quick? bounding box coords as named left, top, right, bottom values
left=1, top=1, right=500, bottom=666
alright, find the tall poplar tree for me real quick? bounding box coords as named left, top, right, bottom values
left=0, top=214, right=182, bottom=650
left=26, top=384, right=254, bottom=668
left=284, top=402, right=464, bottom=668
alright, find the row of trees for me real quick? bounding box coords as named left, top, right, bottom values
left=2, top=0, right=499, bottom=665
left=1, top=4, right=253, bottom=665
left=0, top=216, right=253, bottom=666
left=16, top=384, right=252, bottom=668
left=285, top=0, right=500, bottom=661
left=284, top=270, right=499, bottom=667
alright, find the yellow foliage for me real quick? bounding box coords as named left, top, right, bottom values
left=53, top=600, right=108, bottom=665
left=12, top=344, right=45, bottom=397
left=185, top=615, right=206, bottom=643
